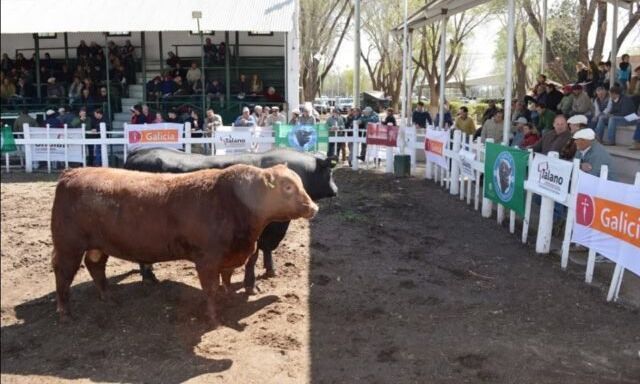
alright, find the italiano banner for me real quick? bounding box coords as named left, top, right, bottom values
left=483, top=142, right=528, bottom=216
left=274, top=123, right=328, bottom=152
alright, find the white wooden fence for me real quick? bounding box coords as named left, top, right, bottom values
left=4, top=121, right=638, bottom=303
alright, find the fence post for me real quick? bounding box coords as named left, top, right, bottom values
left=46, top=124, right=51, bottom=173
left=535, top=151, right=560, bottom=254
left=450, top=129, right=461, bottom=195
left=184, top=122, right=192, bottom=154
left=24, top=124, right=32, bottom=173
left=481, top=138, right=494, bottom=218
left=473, top=137, right=481, bottom=211
left=560, top=158, right=581, bottom=269
left=81, top=124, right=86, bottom=168
left=351, top=120, right=359, bottom=171
left=63, top=124, right=69, bottom=169
left=522, top=149, right=535, bottom=244
left=100, top=123, right=108, bottom=167
left=586, top=165, right=609, bottom=284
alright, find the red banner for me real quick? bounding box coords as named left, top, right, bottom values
left=366, top=123, right=399, bottom=147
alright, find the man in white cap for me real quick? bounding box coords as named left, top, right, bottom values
left=234, top=107, right=256, bottom=127
left=44, top=109, right=63, bottom=128
left=298, top=104, right=317, bottom=126
left=58, top=107, right=74, bottom=126
left=567, top=114, right=588, bottom=135
left=511, top=116, right=528, bottom=147
left=573, top=128, right=617, bottom=180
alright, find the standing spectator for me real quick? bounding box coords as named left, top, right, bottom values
left=532, top=114, right=572, bottom=155
left=236, top=74, right=249, bottom=98
left=58, top=107, right=74, bottom=127
left=358, top=107, right=380, bottom=160
left=205, top=108, right=223, bottom=132
left=412, top=102, right=432, bottom=128
left=92, top=108, right=108, bottom=130
left=203, top=38, right=217, bottom=65
left=595, top=85, right=636, bottom=145
left=574, top=128, right=617, bottom=180
left=15, top=76, right=34, bottom=101
left=68, top=76, right=83, bottom=107
left=299, top=104, right=317, bottom=125
left=72, top=108, right=97, bottom=166
left=480, top=109, right=505, bottom=143
left=121, top=39, right=136, bottom=85
left=44, top=109, right=63, bottom=128
left=71, top=107, right=92, bottom=130
left=46, top=77, right=64, bottom=102
left=454, top=106, right=476, bottom=137
left=617, top=54, right=632, bottom=92
left=591, top=86, right=611, bottom=130
left=326, top=107, right=346, bottom=159
left=250, top=74, right=263, bottom=96
left=218, top=42, right=226, bottom=64
left=535, top=102, right=556, bottom=134
left=57, top=63, right=73, bottom=85
left=570, top=84, right=592, bottom=118
left=265, top=105, right=286, bottom=126
left=79, top=88, right=96, bottom=112
left=13, top=108, right=37, bottom=132
left=629, top=65, right=640, bottom=108
left=434, top=102, right=454, bottom=128
left=545, top=83, right=563, bottom=112
left=383, top=108, right=396, bottom=126
left=166, top=51, right=180, bottom=68
left=234, top=107, right=256, bottom=127
left=186, top=62, right=202, bottom=88
left=288, top=110, right=300, bottom=125
left=0, top=77, right=16, bottom=102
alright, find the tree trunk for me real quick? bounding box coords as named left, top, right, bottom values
left=591, top=1, right=607, bottom=63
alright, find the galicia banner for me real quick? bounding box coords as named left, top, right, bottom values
left=425, top=128, right=449, bottom=169
left=571, top=171, right=640, bottom=276
left=483, top=142, right=528, bottom=215
left=525, top=153, right=573, bottom=203
left=126, top=123, right=183, bottom=151
left=274, top=123, right=328, bottom=152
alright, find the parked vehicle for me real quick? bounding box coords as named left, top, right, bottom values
left=313, top=97, right=331, bottom=114
left=335, top=97, right=354, bottom=113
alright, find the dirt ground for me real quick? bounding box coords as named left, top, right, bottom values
left=1, top=168, right=639, bottom=384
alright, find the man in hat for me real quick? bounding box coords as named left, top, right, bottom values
left=560, top=114, right=588, bottom=159
left=570, top=84, right=592, bottom=118
left=574, top=128, right=617, bottom=180
left=44, top=109, right=63, bottom=128
left=511, top=116, right=528, bottom=148
left=58, top=107, right=74, bottom=126
left=266, top=105, right=286, bottom=126
left=46, top=77, right=64, bottom=102
left=234, top=107, right=256, bottom=127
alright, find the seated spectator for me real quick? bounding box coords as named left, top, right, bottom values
left=186, top=62, right=202, bottom=88
left=172, top=76, right=191, bottom=96
left=383, top=108, right=396, bottom=126
left=480, top=109, right=505, bottom=143
left=68, top=76, right=83, bottom=106
left=130, top=105, right=146, bottom=124
left=519, top=123, right=540, bottom=149
left=570, top=84, right=592, bottom=118
left=205, top=108, right=223, bottom=132
left=170, top=62, right=186, bottom=80
left=591, top=86, right=611, bottom=130
left=412, top=102, right=432, bottom=128
left=206, top=79, right=225, bottom=105
left=560, top=114, right=588, bottom=159
left=266, top=105, right=286, bottom=126
left=71, top=107, right=92, bottom=130
left=79, top=88, right=96, bottom=112
left=264, top=86, right=283, bottom=102
left=46, top=77, right=64, bottom=101
left=252, top=105, right=263, bottom=123
left=532, top=114, right=572, bottom=156
left=454, top=106, right=476, bottom=137
left=535, top=102, right=556, bottom=134
left=630, top=105, right=640, bottom=150
left=160, top=73, right=176, bottom=97
left=166, top=51, right=180, bottom=68
left=57, top=63, right=73, bottom=85
left=0, top=77, right=16, bottom=101
left=257, top=106, right=271, bottom=127
left=545, top=83, right=563, bottom=112
left=147, top=76, right=162, bottom=101
left=82, top=77, right=96, bottom=96
left=44, top=109, right=63, bottom=128
left=13, top=108, right=37, bottom=132
left=576, top=61, right=589, bottom=84
left=234, top=107, right=256, bottom=127
left=595, top=85, right=636, bottom=145
left=165, top=109, right=180, bottom=123
left=511, top=117, right=527, bottom=147
left=151, top=112, right=163, bottom=123
left=142, top=104, right=154, bottom=124
left=203, top=38, right=217, bottom=64
left=249, top=74, right=263, bottom=95
left=482, top=100, right=498, bottom=124
left=512, top=100, right=531, bottom=123
left=558, top=85, right=574, bottom=116
left=574, top=128, right=617, bottom=180
left=236, top=74, right=249, bottom=99
left=58, top=107, right=74, bottom=126
left=95, top=86, right=109, bottom=106
left=186, top=110, right=202, bottom=139
left=15, top=77, right=34, bottom=100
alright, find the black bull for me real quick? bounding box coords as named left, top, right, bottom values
left=124, top=147, right=338, bottom=293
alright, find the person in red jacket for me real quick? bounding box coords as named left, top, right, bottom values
left=519, top=123, right=540, bottom=149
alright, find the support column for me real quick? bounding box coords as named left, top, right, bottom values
left=33, top=34, right=41, bottom=100
left=400, top=0, right=409, bottom=146
left=200, top=28, right=206, bottom=113
left=158, top=31, right=164, bottom=73
left=141, top=32, right=147, bottom=102
left=64, top=32, right=69, bottom=68
left=541, top=0, right=547, bottom=74
left=610, top=0, right=619, bottom=87
left=503, top=0, right=516, bottom=144
left=225, top=31, right=231, bottom=105
left=438, top=11, right=447, bottom=128
left=235, top=31, right=240, bottom=81
left=353, top=0, right=361, bottom=107
left=104, top=33, right=112, bottom=123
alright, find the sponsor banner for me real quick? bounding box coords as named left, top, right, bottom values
left=1, top=125, right=17, bottom=154
left=274, top=123, right=328, bottom=152
left=525, top=153, right=573, bottom=203
left=30, top=127, right=84, bottom=162
left=254, top=127, right=274, bottom=153
left=571, top=171, right=640, bottom=276
left=458, top=149, right=476, bottom=180
left=366, top=123, right=399, bottom=147
left=126, top=123, right=183, bottom=151
left=483, top=142, right=528, bottom=215
left=214, top=130, right=253, bottom=155
left=425, top=128, right=449, bottom=169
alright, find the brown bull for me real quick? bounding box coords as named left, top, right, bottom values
left=50, top=164, right=318, bottom=326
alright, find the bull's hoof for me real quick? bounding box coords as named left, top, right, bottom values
left=265, top=270, right=276, bottom=278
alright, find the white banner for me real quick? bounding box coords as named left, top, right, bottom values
left=254, top=127, right=274, bottom=153
left=525, top=153, right=573, bottom=203
left=458, top=149, right=476, bottom=180
left=126, top=123, right=183, bottom=151
left=571, top=171, right=640, bottom=276
left=30, top=127, right=84, bottom=162
left=214, top=130, right=253, bottom=155
left=425, top=128, right=449, bottom=169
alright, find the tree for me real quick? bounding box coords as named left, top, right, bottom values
left=299, top=0, right=353, bottom=101
left=412, top=9, right=490, bottom=110
left=453, top=53, right=473, bottom=98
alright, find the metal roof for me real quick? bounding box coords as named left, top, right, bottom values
left=1, top=0, right=295, bottom=34
left=393, top=0, right=491, bottom=31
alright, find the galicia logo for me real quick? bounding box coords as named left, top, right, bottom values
left=129, top=131, right=141, bottom=143
left=576, top=193, right=595, bottom=227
